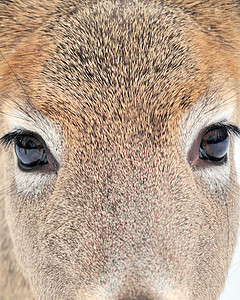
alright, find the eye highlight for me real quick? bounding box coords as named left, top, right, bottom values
left=15, top=135, right=48, bottom=170
left=0, top=130, right=58, bottom=173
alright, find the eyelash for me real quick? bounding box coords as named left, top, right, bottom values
left=0, top=123, right=240, bottom=148
left=204, top=123, right=240, bottom=137
left=0, top=129, right=35, bottom=148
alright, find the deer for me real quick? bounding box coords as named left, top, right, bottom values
left=0, top=0, right=240, bottom=299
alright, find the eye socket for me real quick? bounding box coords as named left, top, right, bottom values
left=188, top=123, right=240, bottom=168
left=199, top=126, right=230, bottom=163
left=15, top=135, right=48, bottom=170
left=0, top=130, right=58, bottom=173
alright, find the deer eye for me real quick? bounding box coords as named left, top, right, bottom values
left=199, top=126, right=230, bottom=163
left=15, top=135, right=48, bottom=170
left=0, top=130, right=58, bottom=173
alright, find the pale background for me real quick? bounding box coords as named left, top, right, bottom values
left=219, top=139, right=240, bottom=300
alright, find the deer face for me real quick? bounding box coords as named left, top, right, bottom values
left=0, top=1, right=240, bottom=300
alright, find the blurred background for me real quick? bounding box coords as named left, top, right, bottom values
left=219, top=139, right=240, bottom=300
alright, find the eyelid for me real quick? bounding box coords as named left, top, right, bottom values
left=0, top=130, right=41, bottom=148
left=1, top=123, right=240, bottom=146
left=204, top=123, right=240, bottom=137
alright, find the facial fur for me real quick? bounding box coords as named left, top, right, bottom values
left=0, top=1, right=240, bottom=300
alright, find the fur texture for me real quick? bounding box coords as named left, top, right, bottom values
left=0, top=1, right=240, bottom=299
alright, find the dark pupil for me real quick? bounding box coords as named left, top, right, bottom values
left=15, top=136, right=47, bottom=167
left=200, top=127, right=229, bottom=161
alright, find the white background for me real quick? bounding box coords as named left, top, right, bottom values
left=219, top=140, right=240, bottom=300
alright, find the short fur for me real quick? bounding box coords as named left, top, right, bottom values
left=0, top=1, right=240, bottom=299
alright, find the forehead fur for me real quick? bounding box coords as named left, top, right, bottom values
left=1, top=0, right=240, bottom=141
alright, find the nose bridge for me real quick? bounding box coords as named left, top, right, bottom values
left=99, top=143, right=182, bottom=209
left=44, top=144, right=196, bottom=299
left=60, top=139, right=194, bottom=242
left=104, top=150, right=155, bottom=202
left=99, top=146, right=167, bottom=223
left=98, top=149, right=157, bottom=240
left=65, top=139, right=191, bottom=233
left=89, top=145, right=189, bottom=254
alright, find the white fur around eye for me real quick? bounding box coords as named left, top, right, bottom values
left=180, top=95, right=237, bottom=187
left=3, top=107, right=63, bottom=194
left=181, top=96, right=236, bottom=158
left=13, top=169, right=56, bottom=195
left=5, top=109, right=63, bottom=165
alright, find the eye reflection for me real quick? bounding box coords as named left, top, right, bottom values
left=15, top=135, right=48, bottom=169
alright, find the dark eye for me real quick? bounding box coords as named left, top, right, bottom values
left=0, top=130, right=58, bottom=173
left=15, top=135, right=48, bottom=170
left=199, top=126, right=230, bottom=163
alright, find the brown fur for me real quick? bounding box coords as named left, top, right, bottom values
left=0, top=1, right=240, bottom=299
